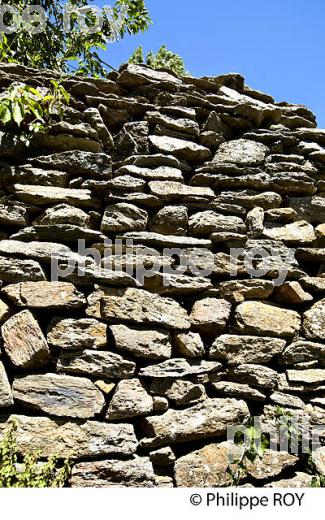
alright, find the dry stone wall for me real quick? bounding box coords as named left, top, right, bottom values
left=0, top=62, right=325, bottom=487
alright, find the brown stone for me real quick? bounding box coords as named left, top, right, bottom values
left=1, top=310, right=50, bottom=369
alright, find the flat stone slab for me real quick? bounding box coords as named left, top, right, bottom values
left=12, top=373, right=105, bottom=419
left=0, top=415, right=137, bottom=459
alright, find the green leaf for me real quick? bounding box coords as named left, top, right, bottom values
left=12, top=102, right=24, bottom=126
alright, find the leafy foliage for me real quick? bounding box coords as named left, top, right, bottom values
left=227, top=419, right=270, bottom=485
left=0, top=422, right=71, bottom=488
left=0, top=80, right=70, bottom=144
left=0, top=1, right=151, bottom=77
left=129, top=44, right=187, bottom=76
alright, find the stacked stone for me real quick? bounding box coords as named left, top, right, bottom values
left=0, top=62, right=324, bottom=487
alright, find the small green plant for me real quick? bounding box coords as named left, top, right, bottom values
left=309, top=456, right=325, bottom=488
left=0, top=80, right=70, bottom=144
left=129, top=44, right=188, bottom=76
left=275, top=406, right=301, bottom=448
left=227, top=419, right=270, bottom=485
left=0, top=422, right=71, bottom=488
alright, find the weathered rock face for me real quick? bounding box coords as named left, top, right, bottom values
left=213, top=139, right=269, bottom=166
left=234, top=302, right=301, bottom=338
left=189, top=298, right=232, bottom=336
left=1, top=310, right=50, bottom=369
left=110, top=324, right=172, bottom=360
left=140, top=398, right=250, bottom=447
left=139, top=358, right=222, bottom=378
left=0, top=62, right=325, bottom=488
left=3, top=282, right=86, bottom=309
left=0, top=415, right=137, bottom=459
left=101, top=203, right=148, bottom=232
left=210, top=335, right=286, bottom=365
left=47, top=318, right=107, bottom=350
left=303, top=299, right=325, bottom=340
left=87, top=287, right=190, bottom=331
left=57, top=350, right=136, bottom=379
left=106, top=379, right=153, bottom=420
left=0, top=362, right=13, bottom=408
left=70, top=457, right=156, bottom=488
left=12, top=374, right=105, bottom=419
left=175, top=442, right=241, bottom=487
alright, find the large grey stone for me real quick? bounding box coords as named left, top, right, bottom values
left=149, top=135, right=211, bottom=163
left=121, top=231, right=212, bottom=248
left=0, top=415, right=137, bottom=459
left=0, top=256, right=46, bottom=282
left=263, top=220, right=316, bottom=245
left=47, top=318, right=107, bottom=350
left=149, top=206, right=188, bottom=236
left=12, top=374, right=105, bottom=419
left=280, top=340, right=325, bottom=366
left=175, top=442, right=242, bottom=487
left=213, top=138, right=269, bottom=166
left=87, top=287, right=190, bottom=331
left=235, top=301, right=301, bottom=338
left=150, top=379, right=206, bottom=406
left=110, top=324, right=172, bottom=360
left=140, top=398, right=250, bottom=447
left=101, top=203, right=148, bottom=232
left=70, top=457, right=156, bottom=488
left=106, top=379, right=153, bottom=420
left=10, top=184, right=100, bottom=208
left=33, top=204, right=90, bottom=227
left=228, top=364, right=278, bottom=389
left=189, top=298, right=232, bottom=335
left=32, top=151, right=112, bottom=177
left=3, top=282, right=86, bottom=309
left=57, top=350, right=136, bottom=379
left=303, top=299, right=325, bottom=340
left=210, top=335, right=285, bottom=365
left=1, top=310, right=50, bottom=370
left=149, top=181, right=215, bottom=202
left=189, top=211, right=245, bottom=236
left=139, top=358, right=222, bottom=378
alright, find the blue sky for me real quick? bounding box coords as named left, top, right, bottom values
left=100, top=0, right=325, bottom=126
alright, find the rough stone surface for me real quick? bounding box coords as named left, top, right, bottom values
left=149, top=135, right=211, bottom=163
left=189, top=298, right=232, bottom=336
left=110, top=324, right=172, bottom=360
left=70, top=457, right=156, bottom=488
left=47, top=318, right=107, bottom=350
left=87, top=287, right=190, bottom=331
left=101, top=203, right=148, bottom=232
left=228, top=364, right=278, bottom=389
left=303, top=299, right=325, bottom=340
left=174, top=331, right=205, bottom=358
left=175, top=442, right=242, bottom=487
left=150, top=379, right=206, bottom=406
left=0, top=415, right=137, bottom=459
left=106, top=379, right=153, bottom=420
left=2, top=310, right=50, bottom=369
left=139, top=358, right=222, bottom=378
left=210, top=335, right=285, bottom=365
left=213, top=139, right=269, bottom=166
left=3, top=282, right=86, bottom=309
left=140, top=398, right=250, bottom=447
left=12, top=374, right=105, bottom=419
left=235, top=302, right=301, bottom=338
left=0, top=362, right=13, bottom=408
left=57, top=350, right=136, bottom=379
